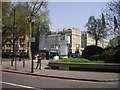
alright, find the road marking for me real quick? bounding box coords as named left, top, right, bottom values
left=0, top=81, right=43, bottom=90
left=1, top=71, right=119, bottom=85
left=1, top=71, right=72, bottom=81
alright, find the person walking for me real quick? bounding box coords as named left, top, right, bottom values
left=36, top=54, right=42, bottom=70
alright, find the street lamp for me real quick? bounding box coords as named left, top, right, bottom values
left=31, top=15, right=35, bottom=73
left=11, top=7, right=15, bottom=67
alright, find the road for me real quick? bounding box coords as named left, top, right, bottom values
left=1, top=71, right=119, bottom=89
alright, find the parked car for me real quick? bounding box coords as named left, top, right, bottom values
left=71, top=53, right=82, bottom=58
left=50, top=51, right=59, bottom=59
left=71, top=53, right=76, bottom=58
left=53, top=56, right=59, bottom=60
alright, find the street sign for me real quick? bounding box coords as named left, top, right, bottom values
left=28, top=37, right=35, bottom=42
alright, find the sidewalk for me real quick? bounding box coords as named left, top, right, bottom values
left=1, top=59, right=119, bottom=82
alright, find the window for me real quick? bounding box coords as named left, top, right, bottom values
left=6, top=50, right=10, bottom=52
left=19, top=39, right=24, bottom=42
left=6, top=44, right=11, bottom=47
left=19, top=50, right=24, bottom=52
left=20, top=44, right=24, bottom=48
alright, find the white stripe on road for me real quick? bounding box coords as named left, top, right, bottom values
left=0, top=81, right=43, bottom=90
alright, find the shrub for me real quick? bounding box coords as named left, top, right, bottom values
left=114, top=45, right=120, bottom=50
left=101, top=45, right=120, bottom=63
left=52, top=57, right=105, bottom=63
left=113, top=48, right=120, bottom=63
left=90, top=60, right=105, bottom=63
left=101, top=49, right=115, bottom=63
left=82, top=45, right=104, bottom=60
left=60, top=55, right=68, bottom=56
left=53, top=57, right=90, bottom=63
left=89, top=54, right=102, bottom=61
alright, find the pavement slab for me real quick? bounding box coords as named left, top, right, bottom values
left=1, top=59, right=120, bottom=82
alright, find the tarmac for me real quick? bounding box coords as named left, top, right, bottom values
left=1, top=59, right=120, bottom=82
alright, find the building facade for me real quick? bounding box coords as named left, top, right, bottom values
left=39, top=28, right=82, bottom=54
left=81, top=31, right=109, bottom=49
left=2, top=35, right=29, bottom=57
left=50, top=28, right=82, bottom=53
left=39, top=28, right=109, bottom=55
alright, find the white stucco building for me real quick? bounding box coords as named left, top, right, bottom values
left=39, top=28, right=109, bottom=55
left=81, top=31, right=109, bottom=49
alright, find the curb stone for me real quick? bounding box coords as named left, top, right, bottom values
left=1, top=69, right=119, bottom=82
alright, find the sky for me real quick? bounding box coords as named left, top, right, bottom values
left=5, top=0, right=108, bottom=31
left=48, top=2, right=108, bottom=31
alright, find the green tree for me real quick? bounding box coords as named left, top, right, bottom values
left=109, top=36, right=120, bottom=48
left=24, top=1, right=50, bottom=60
left=2, top=2, right=29, bottom=46
left=2, top=2, right=13, bottom=45
left=2, top=1, right=50, bottom=60
left=32, top=2, right=50, bottom=55
left=85, top=16, right=107, bottom=46
left=2, top=2, right=31, bottom=59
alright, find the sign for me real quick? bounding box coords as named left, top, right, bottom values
left=60, top=34, right=67, bottom=40
left=59, top=34, right=70, bottom=44
left=28, top=37, right=35, bottom=42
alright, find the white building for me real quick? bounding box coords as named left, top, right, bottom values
left=39, top=34, right=60, bottom=52
left=81, top=31, right=109, bottom=49
left=39, top=29, right=109, bottom=55
left=50, top=28, right=82, bottom=53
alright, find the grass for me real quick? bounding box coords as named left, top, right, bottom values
left=52, top=57, right=105, bottom=63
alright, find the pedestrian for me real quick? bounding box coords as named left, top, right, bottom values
left=36, top=54, right=42, bottom=70
left=10, top=53, right=12, bottom=58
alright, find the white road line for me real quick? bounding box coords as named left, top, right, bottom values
left=0, top=81, right=43, bottom=90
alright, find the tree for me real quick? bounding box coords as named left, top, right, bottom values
left=108, top=36, right=120, bottom=48
left=103, top=0, right=120, bottom=37
left=2, top=2, right=13, bottom=45
left=2, top=1, right=50, bottom=60
left=32, top=2, right=50, bottom=54
left=85, top=16, right=107, bottom=46
left=24, top=1, right=50, bottom=60
left=2, top=2, right=29, bottom=47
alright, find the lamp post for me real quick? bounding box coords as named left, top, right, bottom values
left=11, top=7, right=15, bottom=67
left=31, top=15, right=35, bottom=73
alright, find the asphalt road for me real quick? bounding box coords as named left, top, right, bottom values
left=1, top=71, right=119, bottom=89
